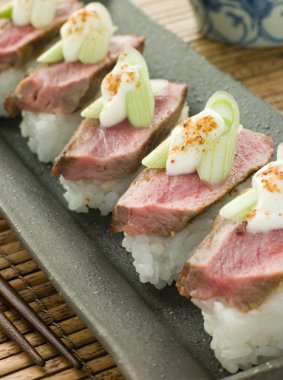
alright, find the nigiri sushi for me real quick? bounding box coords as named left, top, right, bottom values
left=52, top=47, right=188, bottom=215
left=5, top=2, right=145, bottom=162
left=111, top=91, right=274, bottom=288
left=0, top=0, right=81, bottom=116
left=177, top=144, right=283, bottom=373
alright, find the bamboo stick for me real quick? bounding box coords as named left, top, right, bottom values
left=1, top=350, right=114, bottom=380
left=0, top=316, right=86, bottom=359
left=0, top=329, right=97, bottom=376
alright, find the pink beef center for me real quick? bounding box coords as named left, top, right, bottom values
left=210, top=229, right=283, bottom=280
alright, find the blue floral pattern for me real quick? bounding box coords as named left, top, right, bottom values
left=191, top=0, right=283, bottom=46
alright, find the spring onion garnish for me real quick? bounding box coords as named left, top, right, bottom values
left=220, top=188, right=258, bottom=221
left=0, top=2, right=13, bottom=19
left=197, top=91, right=239, bottom=185
left=30, top=0, right=57, bottom=29
left=81, top=97, right=104, bottom=119
left=124, top=48, right=155, bottom=128
left=220, top=144, right=283, bottom=223
left=38, top=3, right=115, bottom=64
left=12, top=0, right=33, bottom=26
left=277, top=143, right=283, bottom=161
left=10, top=0, right=57, bottom=27
left=142, top=137, right=170, bottom=168
left=82, top=47, right=155, bottom=129
left=143, top=91, right=239, bottom=186
left=37, top=40, right=63, bottom=64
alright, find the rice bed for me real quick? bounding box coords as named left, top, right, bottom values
left=123, top=215, right=213, bottom=288
left=21, top=111, right=82, bottom=163
left=60, top=174, right=136, bottom=215
left=194, top=284, right=283, bottom=373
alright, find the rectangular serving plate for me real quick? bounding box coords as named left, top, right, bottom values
left=1, top=1, right=283, bottom=379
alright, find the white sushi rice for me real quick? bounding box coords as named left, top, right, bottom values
left=0, top=68, right=26, bottom=117
left=60, top=174, right=136, bottom=215
left=194, top=283, right=283, bottom=374
left=123, top=215, right=213, bottom=289
left=20, top=111, right=82, bottom=163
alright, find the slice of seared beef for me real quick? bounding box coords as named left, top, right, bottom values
left=111, top=129, right=273, bottom=237
left=5, top=35, right=145, bottom=116
left=52, top=82, right=188, bottom=180
left=177, top=216, right=283, bottom=312
left=0, top=0, right=82, bottom=72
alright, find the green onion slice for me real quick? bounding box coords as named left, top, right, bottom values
left=81, top=97, right=104, bottom=119
left=37, top=40, right=64, bottom=64
left=220, top=188, right=258, bottom=221
left=277, top=143, right=283, bottom=161
left=82, top=47, right=155, bottom=129
left=30, top=0, right=57, bottom=28
left=124, top=47, right=155, bottom=128
left=197, top=91, right=240, bottom=186
left=142, top=137, right=170, bottom=168
left=77, top=30, right=110, bottom=65
left=0, top=2, right=13, bottom=19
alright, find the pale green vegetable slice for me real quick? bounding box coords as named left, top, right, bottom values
left=220, top=188, right=258, bottom=221
left=142, top=137, right=170, bottom=168
left=30, top=0, right=57, bottom=28
left=77, top=31, right=110, bottom=64
left=277, top=143, right=283, bottom=161
left=124, top=47, right=155, bottom=128
left=197, top=91, right=240, bottom=186
left=0, top=2, right=13, bottom=19
left=81, top=97, right=104, bottom=119
left=37, top=40, right=64, bottom=63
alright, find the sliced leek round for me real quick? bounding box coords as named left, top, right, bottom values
left=37, top=40, right=64, bottom=64
left=197, top=91, right=240, bottom=186
left=0, top=2, right=13, bottom=19
left=277, top=143, right=283, bottom=161
left=142, top=137, right=170, bottom=169
left=124, top=47, right=155, bottom=129
left=81, top=97, right=104, bottom=119
left=220, top=188, right=257, bottom=221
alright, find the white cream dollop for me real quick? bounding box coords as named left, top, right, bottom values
left=61, top=3, right=113, bottom=62
left=247, top=161, right=283, bottom=233
left=166, top=109, right=225, bottom=176
left=99, top=62, right=140, bottom=128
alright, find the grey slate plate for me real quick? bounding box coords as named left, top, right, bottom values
left=1, top=1, right=283, bottom=379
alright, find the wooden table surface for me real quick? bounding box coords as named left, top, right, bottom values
left=1, top=1, right=283, bottom=379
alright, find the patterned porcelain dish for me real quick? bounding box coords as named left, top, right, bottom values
left=190, top=0, right=283, bottom=47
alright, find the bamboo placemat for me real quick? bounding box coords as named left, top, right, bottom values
left=1, top=1, right=283, bottom=379
left=0, top=215, right=123, bottom=379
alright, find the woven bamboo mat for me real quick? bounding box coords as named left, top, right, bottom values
left=0, top=215, right=124, bottom=380
left=1, top=1, right=283, bottom=379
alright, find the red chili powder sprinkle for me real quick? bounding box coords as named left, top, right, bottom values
left=172, top=115, right=218, bottom=153
left=67, top=9, right=99, bottom=36
left=105, top=73, right=122, bottom=98
left=246, top=209, right=257, bottom=219
left=258, top=165, right=283, bottom=193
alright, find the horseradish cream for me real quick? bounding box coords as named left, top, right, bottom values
left=100, top=62, right=140, bottom=127
left=166, top=109, right=225, bottom=176
left=247, top=161, right=283, bottom=233
left=61, top=3, right=113, bottom=62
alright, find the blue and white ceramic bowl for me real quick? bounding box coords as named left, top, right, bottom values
left=190, top=0, right=283, bottom=47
